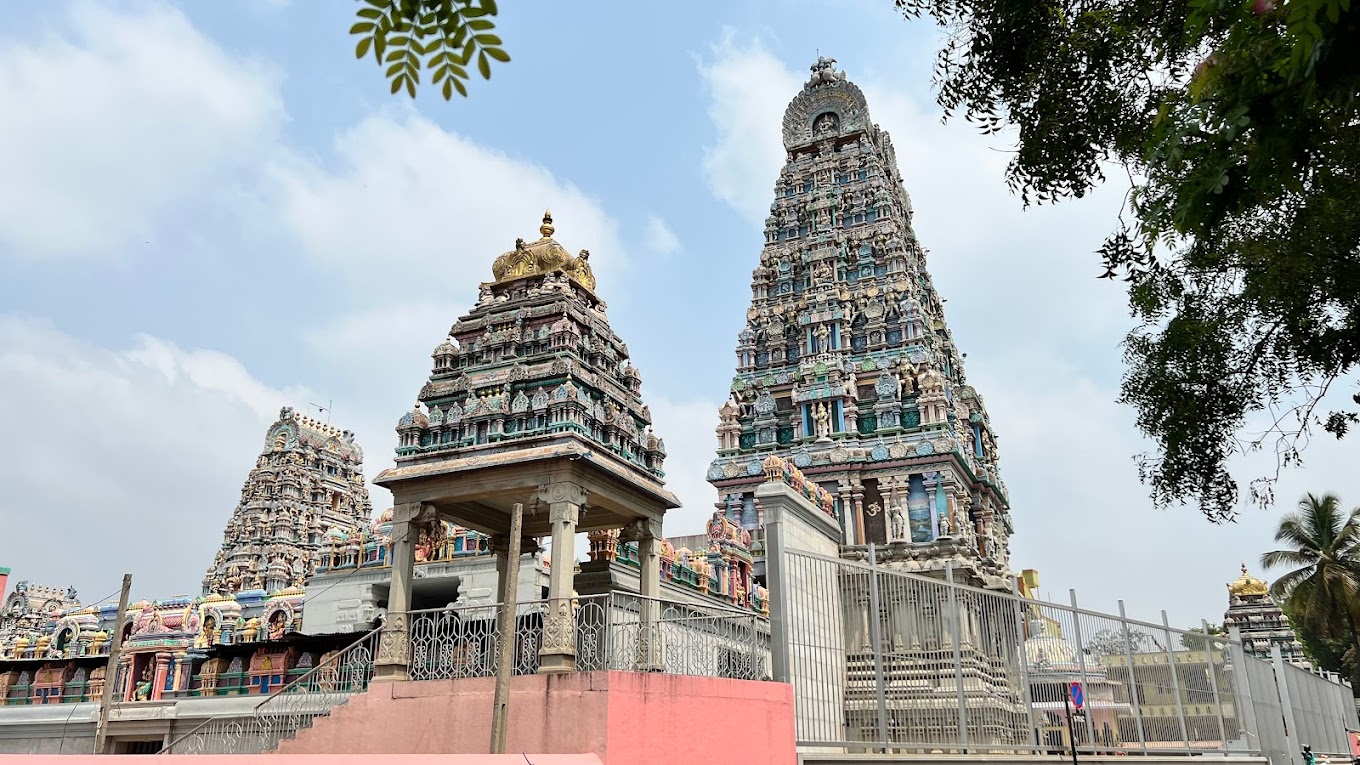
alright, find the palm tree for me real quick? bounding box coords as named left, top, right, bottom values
left=1260, top=493, right=1360, bottom=660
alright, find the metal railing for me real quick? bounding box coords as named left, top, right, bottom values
left=773, top=546, right=1359, bottom=759
left=408, top=592, right=768, bottom=681
left=159, top=627, right=379, bottom=754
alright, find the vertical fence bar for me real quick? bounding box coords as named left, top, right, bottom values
left=1117, top=601, right=1148, bottom=753
left=945, top=562, right=969, bottom=752
left=1272, top=644, right=1301, bottom=761
left=1068, top=590, right=1094, bottom=752
left=1202, top=619, right=1228, bottom=749
left=1225, top=626, right=1261, bottom=754
left=866, top=544, right=890, bottom=751
left=1161, top=610, right=1192, bottom=751
left=1012, top=578, right=1039, bottom=748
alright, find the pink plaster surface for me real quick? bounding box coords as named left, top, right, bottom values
left=0, top=758, right=599, bottom=765
left=278, top=671, right=795, bottom=764
left=1, top=751, right=595, bottom=756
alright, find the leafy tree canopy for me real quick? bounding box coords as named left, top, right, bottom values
left=894, top=0, right=1360, bottom=521
left=351, top=0, right=509, bottom=100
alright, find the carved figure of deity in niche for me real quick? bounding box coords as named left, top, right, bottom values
left=890, top=503, right=907, bottom=541
left=815, top=112, right=839, bottom=135
left=813, top=402, right=832, bottom=439
left=815, top=324, right=831, bottom=353
left=133, top=665, right=153, bottom=701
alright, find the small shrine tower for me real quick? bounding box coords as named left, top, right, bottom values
left=374, top=212, right=679, bottom=677
left=707, top=57, right=1013, bottom=589
left=202, top=408, right=375, bottom=595
left=1223, top=564, right=1309, bottom=668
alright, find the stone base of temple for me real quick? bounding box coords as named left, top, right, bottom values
left=275, top=671, right=794, bottom=764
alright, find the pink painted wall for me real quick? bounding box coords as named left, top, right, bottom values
left=0, top=751, right=601, bottom=756
left=279, top=671, right=795, bottom=765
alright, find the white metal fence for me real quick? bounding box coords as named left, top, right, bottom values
left=408, top=593, right=767, bottom=681
left=770, top=546, right=1359, bottom=761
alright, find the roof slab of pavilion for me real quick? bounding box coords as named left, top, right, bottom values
left=373, top=434, right=679, bottom=540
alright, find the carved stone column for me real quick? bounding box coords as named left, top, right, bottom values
left=622, top=517, right=665, bottom=671
left=539, top=483, right=584, bottom=673
left=374, top=502, right=429, bottom=682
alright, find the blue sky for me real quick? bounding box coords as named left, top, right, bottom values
left=1, top=0, right=1355, bottom=629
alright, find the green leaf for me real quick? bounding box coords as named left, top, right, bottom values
left=442, top=77, right=454, bottom=100
left=405, top=76, right=416, bottom=98
left=474, top=33, right=502, bottom=46
left=482, top=0, right=498, bottom=14
left=477, top=50, right=490, bottom=79
left=351, top=22, right=376, bottom=34
left=390, top=75, right=403, bottom=95
left=355, top=36, right=373, bottom=59
left=484, top=47, right=509, bottom=63
left=357, top=8, right=384, bottom=20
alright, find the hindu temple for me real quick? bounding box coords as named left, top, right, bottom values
left=201, top=407, right=375, bottom=596
left=707, top=56, right=1014, bottom=591
left=1223, top=564, right=1309, bottom=668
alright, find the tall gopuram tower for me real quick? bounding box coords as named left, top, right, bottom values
left=706, top=57, right=1014, bottom=589
left=202, top=408, right=375, bottom=595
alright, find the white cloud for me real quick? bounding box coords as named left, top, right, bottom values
left=0, top=317, right=312, bottom=602
left=649, top=397, right=725, bottom=536
left=269, top=112, right=627, bottom=308
left=643, top=214, right=682, bottom=257
left=0, top=1, right=283, bottom=260
left=697, top=31, right=800, bottom=228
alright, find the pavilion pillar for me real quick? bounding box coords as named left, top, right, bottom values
left=151, top=653, right=171, bottom=701
left=631, top=518, right=665, bottom=671
left=374, top=502, right=426, bottom=682
left=539, top=483, right=584, bottom=673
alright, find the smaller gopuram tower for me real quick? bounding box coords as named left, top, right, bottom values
left=1223, top=564, right=1309, bottom=668
left=374, top=212, right=678, bottom=677
left=202, top=408, right=375, bottom=595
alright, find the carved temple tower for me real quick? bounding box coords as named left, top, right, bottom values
left=202, top=408, right=375, bottom=595
left=707, top=57, right=1014, bottom=589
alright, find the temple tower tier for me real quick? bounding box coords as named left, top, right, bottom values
left=202, top=408, right=375, bottom=596
left=706, top=57, right=1014, bottom=590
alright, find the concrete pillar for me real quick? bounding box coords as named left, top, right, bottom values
left=539, top=483, right=584, bottom=673
left=374, top=502, right=424, bottom=682
left=632, top=517, right=665, bottom=671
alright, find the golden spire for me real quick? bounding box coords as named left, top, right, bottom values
left=1228, top=563, right=1269, bottom=596
left=488, top=211, right=596, bottom=291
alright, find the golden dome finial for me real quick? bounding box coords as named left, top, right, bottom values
left=540, top=210, right=554, bottom=238
left=1228, top=563, right=1269, bottom=597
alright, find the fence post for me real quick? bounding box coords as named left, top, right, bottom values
left=1202, top=619, right=1228, bottom=749
left=1011, top=578, right=1039, bottom=749
left=1118, top=600, right=1147, bottom=753
left=1068, top=590, right=1095, bottom=752
left=946, top=562, right=969, bottom=753
left=866, top=543, right=890, bottom=751
left=1226, top=626, right=1261, bottom=754
left=764, top=504, right=791, bottom=684
left=1272, top=644, right=1301, bottom=762
left=1161, top=611, right=1192, bottom=751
